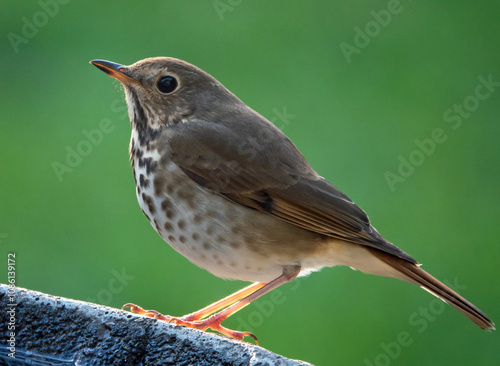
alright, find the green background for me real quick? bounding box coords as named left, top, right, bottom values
left=1, top=1, right=499, bottom=365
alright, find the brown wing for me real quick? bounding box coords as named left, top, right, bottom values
left=168, top=115, right=416, bottom=264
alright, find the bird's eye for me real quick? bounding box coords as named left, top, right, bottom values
left=157, top=76, right=178, bottom=94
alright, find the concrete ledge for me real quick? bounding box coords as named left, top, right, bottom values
left=0, top=285, right=313, bottom=365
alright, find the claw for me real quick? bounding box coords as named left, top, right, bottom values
left=122, top=303, right=173, bottom=321
left=122, top=303, right=144, bottom=313
left=211, top=323, right=258, bottom=344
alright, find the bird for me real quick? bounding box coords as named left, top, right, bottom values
left=90, top=57, right=494, bottom=343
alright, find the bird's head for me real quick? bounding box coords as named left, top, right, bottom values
left=91, top=57, right=241, bottom=134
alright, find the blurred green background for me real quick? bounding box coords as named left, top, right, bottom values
left=1, top=1, right=499, bottom=365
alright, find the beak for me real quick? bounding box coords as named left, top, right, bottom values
left=90, top=59, right=140, bottom=86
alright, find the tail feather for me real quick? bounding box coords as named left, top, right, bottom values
left=368, top=248, right=495, bottom=330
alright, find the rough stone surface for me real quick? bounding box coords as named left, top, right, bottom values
left=0, top=285, right=313, bottom=365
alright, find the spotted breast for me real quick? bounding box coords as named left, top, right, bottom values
left=129, top=128, right=329, bottom=283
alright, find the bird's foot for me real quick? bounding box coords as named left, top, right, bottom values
left=122, top=303, right=258, bottom=344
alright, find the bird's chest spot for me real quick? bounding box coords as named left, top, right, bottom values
left=133, top=148, right=214, bottom=255
left=131, top=146, right=287, bottom=282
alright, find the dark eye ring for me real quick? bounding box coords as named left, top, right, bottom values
left=157, top=76, right=178, bottom=94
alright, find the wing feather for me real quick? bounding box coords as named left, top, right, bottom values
left=168, top=117, right=416, bottom=263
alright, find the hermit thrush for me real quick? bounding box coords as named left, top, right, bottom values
left=90, top=57, right=494, bottom=342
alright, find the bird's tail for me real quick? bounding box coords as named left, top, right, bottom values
left=368, top=248, right=495, bottom=330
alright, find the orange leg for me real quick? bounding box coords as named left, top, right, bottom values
left=122, top=265, right=300, bottom=343
left=122, top=282, right=264, bottom=326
